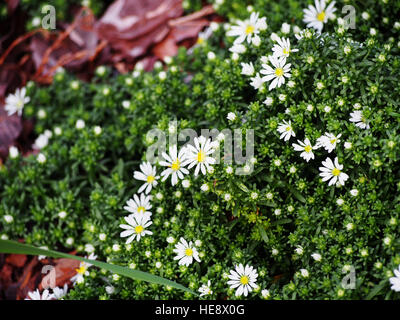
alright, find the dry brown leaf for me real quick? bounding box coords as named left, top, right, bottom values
left=5, top=254, right=27, bottom=268
left=96, top=0, right=183, bottom=61
left=39, top=258, right=80, bottom=291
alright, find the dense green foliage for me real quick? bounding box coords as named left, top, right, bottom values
left=202, top=0, right=400, bottom=42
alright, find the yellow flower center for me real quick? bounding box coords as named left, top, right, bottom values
left=135, top=225, right=144, bottom=234
left=245, top=25, right=255, bottom=35
left=317, top=11, right=326, bottom=22
left=76, top=264, right=87, bottom=275
left=171, top=159, right=180, bottom=171
left=285, top=126, right=291, bottom=132
left=283, top=48, right=290, bottom=55
left=197, top=37, right=204, bottom=44
left=275, top=68, right=284, bottom=77
left=197, top=149, right=206, bottom=163
left=332, top=168, right=341, bottom=176
left=304, top=145, right=312, bottom=153
left=330, top=139, right=336, bottom=144
left=185, top=248, right=193, bottom=256
left=240, top=276, right=249, bottom=285
left=17, top=100, right=24, bottom=107
left=137, top=206, right=145, bottom=214
left=147, top=175, right=155, bottom=183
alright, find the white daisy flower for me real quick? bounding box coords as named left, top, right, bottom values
left=260, top=55, right=291, bottom=91
left=182, top=136, right=218, bottom=176
left=292, top=138, right=315, bottom=162
left=25, top=289, right=53, bottom=300
left=300, top=269, right=309, bottom=278
left=94, top=126, right=102, bottom=135
left=196, top=27, right=213, bottom=46
left=5, top=87, right=30, bottom=116
left=344, top=141, right=352, bottom=149
left=277, top=120, right=296, bottom=141
left=229, top=43, right=246, bottom=54
left=33, top=133, right=49, bottom=150
left=311, top=253, right=322, bottom=261
left=37, top=153, right=46, bottom=164
left=207, top=52, right=216, bottom=60
left=241, top=62, right=255, bottom=76
left=319, top=157, right=349, bottom=186
left=133, top=162, right=159, bottom=194
left=32, top=17, right=41, bottom=27
left=119, top=215, right=153, bottom=243
left=4, top=215, right=13, bottom=223
left=261, top=289, right=270, bottom=299
left=252, top=35, right=261, bottom=47
left=105, top=286, right=115, bottom=294
left=295, top=29, right=313, bottom=40
left=123, top=193, right=152, bottom=219
left=9, top=146, right=19, bottom=159
left=84, top=243, right=95, bottom=254
left=316, top=133, right=341, bottom=153
left=264, top=97, right=274, bottom=106
left=281, top=22, right=291, bottom=34
left=70, top=253, right=97, bottom=285
left=173, top=237, right=201, bottom=266
left=227, top=112, right=236, bottom=121
left=227, top=12, right=267, bottom=44
left=75, top=119, right=85, bottom=129
left=350, top=189, right=359, bottom=197
left=35, top=109, right=45, bottom=119
left=272, top=37, right=299, bottom=58
left=160, top=145, right=189, bottom=186
left=295, top=246, right=304, bottom=255
left=389, top=265, right=400, bottom=292
left=227, top=264, right=258, bottom=297
left=199, top=280, right=213, bottom=297
left=303, top=0, right=337, bottom=33
left=349, top=110, right=370, bottom=129
left=250, top=73, right=264, bottom=90
left=181, top=179, right=190, bottom=188
left=52, top=284, right=68, bottom=300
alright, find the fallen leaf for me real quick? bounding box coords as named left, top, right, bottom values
left=0, top=263, right=13, bottom=285
left=39, top=258, right=80, bottom=290
left=96, top=0, right=183, bottom=61
left=5, top=254, right=27, bottom=268
left=153, top=19, right=209, bottom=59
left=15, top=257, right=39, bottom=300
left=5, top=0, right=20, bottom=14
left=0, top=107, right=22, bottom=159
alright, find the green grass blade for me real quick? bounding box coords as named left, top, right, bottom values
left=0, top=239, right=196, bottom=296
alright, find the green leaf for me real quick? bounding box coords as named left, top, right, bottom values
left=271, top=218, right=292, bottom=226
left=0, top=240, right=196, bottom=295
left=235, top=182, right=249, bottom=193
left=287, top=186, right=307, bottom=203
left=258, top=200, right=277, bottom=207
left=365, top=279, right=387, bottom=300
left=258, top=224, right=269, bottom=243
